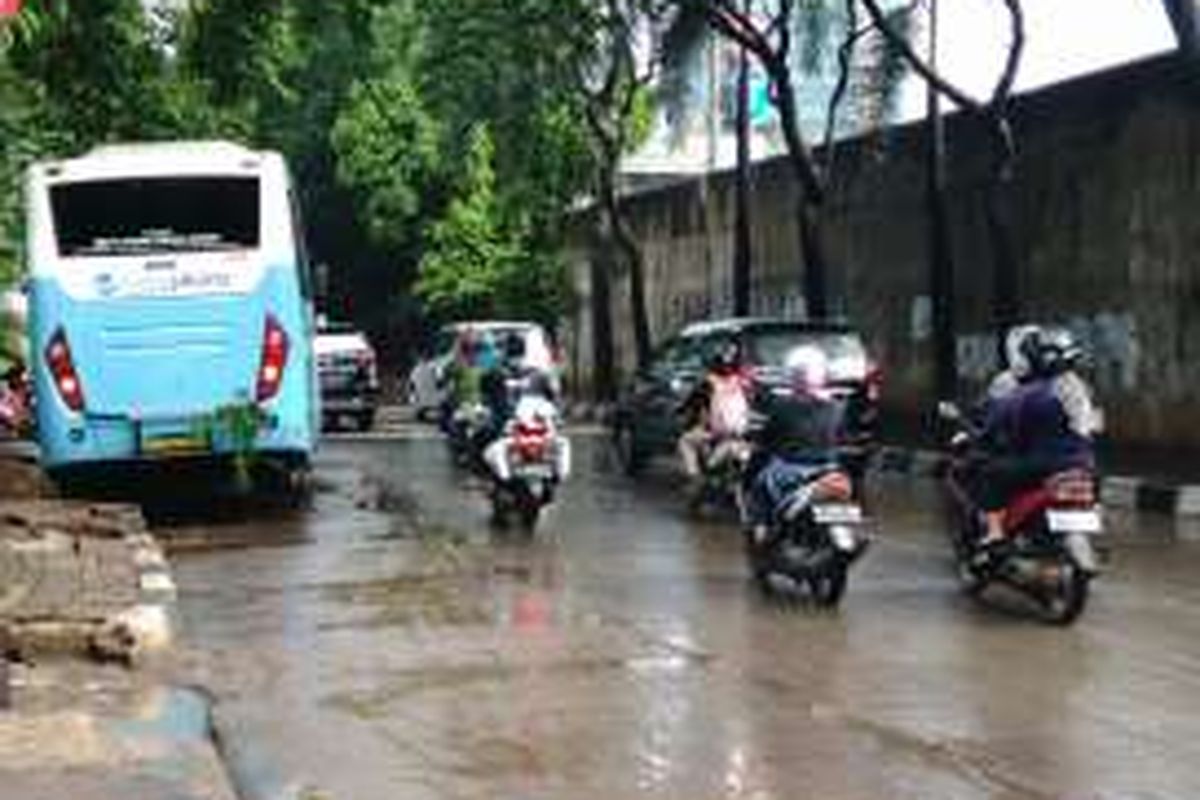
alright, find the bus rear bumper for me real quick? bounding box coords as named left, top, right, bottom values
left=37, top=409, right=314, bottom=472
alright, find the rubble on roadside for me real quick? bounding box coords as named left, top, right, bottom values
left=0, top=500, right=175, bottom=665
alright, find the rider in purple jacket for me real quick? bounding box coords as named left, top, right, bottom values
left=978, top=328, right=1102, bottom=547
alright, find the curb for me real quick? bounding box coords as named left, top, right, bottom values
left=874, top=446, right=1200, bottom=518
left=1, top=504, right=177, bottom=664
left=80, top=512, right=178, bottom=665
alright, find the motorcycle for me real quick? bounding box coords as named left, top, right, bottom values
left=0, top=363, right=31, bottom=440
left=445, top=400, right=491, bottom=470
left=744, top=456, right=870, bottom=606
left=484, top=393, right=570, bottom=530
left=690, top=434, right=752, bottom=515
left=938, top=402, right=1102, bottom=625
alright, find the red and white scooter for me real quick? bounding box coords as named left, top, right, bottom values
left=483, top=394, right=570, bottom=530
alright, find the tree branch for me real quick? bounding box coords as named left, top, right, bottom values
left=989, top=0, right=1025, bottom=107
left=823, top=0, right=871, bottom=173
left=707, top=2, right=773, bottom=64
left=859, top=0, right=981, bottom=112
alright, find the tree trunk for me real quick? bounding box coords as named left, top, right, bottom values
left=773, top=66, right=831, bottom=320
left=733, top=30, right=752, bottom=316
left=589, top=216, right=617, bottom=401
left=601, top=169, right=653, bottom=370
left=796, top=200, right=829, bottom=320
left=985, top=178, right=1019, bottom=338
left=615, top=217, right=653, bottom=369
left=925, top=0, right=957, bottom=402
left=984, top=117, right=1020, bottom=351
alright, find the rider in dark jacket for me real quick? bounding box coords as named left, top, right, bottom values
left=743, top=346, right=845, bottom=542
left=477, top=331, right=556, bottom=452
left=977, top=328, right=1101, bottom=546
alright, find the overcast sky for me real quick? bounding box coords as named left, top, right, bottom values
left=898, top=0, right=1177, bottom=117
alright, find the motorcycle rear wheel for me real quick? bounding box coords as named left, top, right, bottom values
left=1039, top=558, right=1090, bottom=625
left=613, top=424, right=647, bottom=477
left=518, top=501, right=541, bottom=531
left=809, top=563, right=848, bottom=608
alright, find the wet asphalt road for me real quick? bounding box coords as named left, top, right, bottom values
left=164, top=430, right=1200, bottom=800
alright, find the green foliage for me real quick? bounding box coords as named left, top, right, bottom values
left=193, top=400, right=269, bottom=483
left=6, top=0, right=182, bottom=143
left=332, top=75, right=442, bottom=248
left=415, top=125, right=567, bottom=329
left=0, top=0, right=635, bottom=333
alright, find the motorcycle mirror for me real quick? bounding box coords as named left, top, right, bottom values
left=937, top=401, right=962, bottom=422
left=669, top=376, right=692, bottom=395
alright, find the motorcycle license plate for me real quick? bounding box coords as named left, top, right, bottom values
left=1047, top=509, right=1102, bottom=534
left=812, top=504, right=863, bottom=525
left=516, top=464, right=554, bottom=480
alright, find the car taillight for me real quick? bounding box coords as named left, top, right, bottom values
left=256, top=315, right=290, bottom=402
left=45, top=328, right=84, bottom=412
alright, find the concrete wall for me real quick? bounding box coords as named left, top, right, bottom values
left=564, top=54, right=1200, bottom=449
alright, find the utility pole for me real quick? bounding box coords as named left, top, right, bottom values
left=732, top=0, right=753, bottom=317
left=925, top=0, right=957, bottom=401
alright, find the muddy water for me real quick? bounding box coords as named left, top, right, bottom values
left=166, top=436, right=1200, bottom=800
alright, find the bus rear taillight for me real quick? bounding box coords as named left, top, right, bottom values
left=45, top=328, right=84, bottom=412
left=256, top=315, right=289, bottom=402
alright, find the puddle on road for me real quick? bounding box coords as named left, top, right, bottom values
left=319, top=572, right=494, bottom=630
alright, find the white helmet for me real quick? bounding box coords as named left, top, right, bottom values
left=784, top=345, right=831, bottom=398
left=1004, top=324, right=1042, bottom=381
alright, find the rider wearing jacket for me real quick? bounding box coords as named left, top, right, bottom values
left=678, top=341, right=752, bottom=497
left=744, top=346, right=845, bottom=543
left=978, top=328, right=1102, bottom=546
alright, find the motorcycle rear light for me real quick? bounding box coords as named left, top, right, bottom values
left=256, top=315, right=290, bottom=402
left=45, top=328, right=84, bottom=412
left=812, top=471, right=853, bottom=502
left=1050, top=472, right=1095, bottom=506
left=512, top=435, right=549, bottom=462
left=516, top=420, right=549, bottom=437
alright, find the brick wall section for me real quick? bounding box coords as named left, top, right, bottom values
left=563, top=54, right=1200, bottom=449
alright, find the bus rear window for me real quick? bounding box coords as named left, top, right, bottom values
left=50, top=176, right=260, bottom=257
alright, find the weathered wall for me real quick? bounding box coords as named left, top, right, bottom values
left=564, top=55, right=1200, bottom=449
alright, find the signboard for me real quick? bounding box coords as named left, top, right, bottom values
left=0, top=0, right=21, bottom=19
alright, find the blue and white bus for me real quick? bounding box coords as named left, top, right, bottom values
left=25, top=141, right=318, bottom=490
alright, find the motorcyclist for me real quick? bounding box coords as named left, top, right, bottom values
left=743, top=346, right=846, bottom=545
left=977, top=327, right=1102, bottom=548
left=987, top=323, right=1041, bottom=401
left=677, top=340, right=753, bottom=501
left=441, top=328, right=483, bottom=434
left=478, top=331, right=557, bottom=468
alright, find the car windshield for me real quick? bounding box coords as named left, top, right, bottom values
left=51, top=176, right=260, bottom=257
left=745, top=328, right=867, bottom=379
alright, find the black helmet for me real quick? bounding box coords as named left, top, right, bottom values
left=1030, top=328, right=1082, bottom=377
left=502, top=330, right=527, bottom=363
left=707, top=340, right=741, bottom=373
